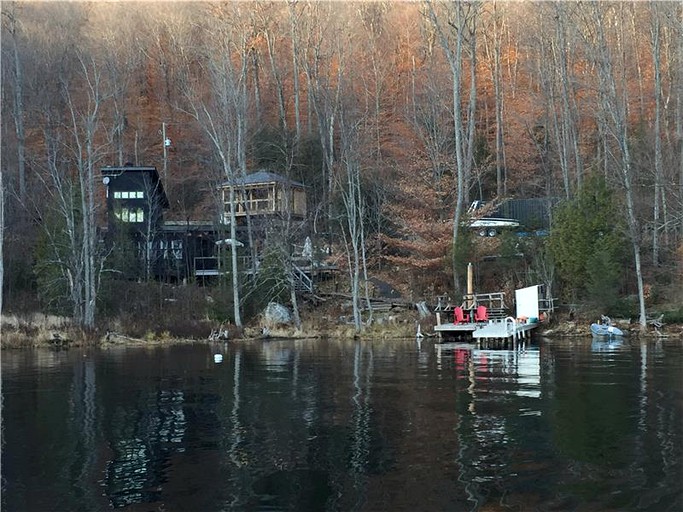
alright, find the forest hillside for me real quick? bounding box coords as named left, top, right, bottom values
left=1, top=1, right=682, bottom=335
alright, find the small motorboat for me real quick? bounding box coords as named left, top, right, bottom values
left=590, top=316, right=624, bottom=337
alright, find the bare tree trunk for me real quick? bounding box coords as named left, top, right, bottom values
left=484, top=1, right=505, bottom=198
left=678, top=9, right=683, bottom=238
left=338, top=110, right=368, bottom=333
left=584, top=4, right=648, bottom=328
left=227, top=182, right=242, bottom=328
left=289, top=1, right=302, bottom=143
left=0, top=149, right=4, bottom=325
left=344, top=162, right=364, bottom=333
left=4, top=6, right=28, bottom=201
left=494, top=13, right=505, bottom=198
left=464, top=17, right=478, bottom=207
left=554, top=4, right=583, bottom=195
left=629, top=5, right=646, bottom=120
left=264, top=28, right=287, bottom=133
left=650, top=2, right=663, bottom=265
left=426, top=1, right=479, bottom=295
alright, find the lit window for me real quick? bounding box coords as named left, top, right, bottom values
left=171, top=240, right=182, bottom=260
left=113, top=190, right=144, bottom=199
left=114, top=207, right=144, bottom=223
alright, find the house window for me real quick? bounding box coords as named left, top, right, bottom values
left=159, top=240, right=169, bottom=259
left=171, top=240, right=183, bottom=260
left=113, top=191, right=145, bottom=199
left=114, top=207, right=145, bottom=223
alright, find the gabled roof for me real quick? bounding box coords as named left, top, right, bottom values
left=102, top=165, right=159, bottom=177
left=220, top=170, right=305, bottom=188
left=101, top=165, right=169, bottom=208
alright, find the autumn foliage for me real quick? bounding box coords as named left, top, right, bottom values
left=2, top=1, right=682, bottom=313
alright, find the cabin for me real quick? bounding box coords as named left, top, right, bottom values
left=219, top=170, right=306, bottom=226
left=101, top=166, right=325, bottom=284
left=101, top=165, right=226, bottom=281
left=102, top=165, right=169, bottom=229
left=101, top=165, right=179, bottom=279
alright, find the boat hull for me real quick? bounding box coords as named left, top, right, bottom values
left=590, top=323, right=624, bottom=337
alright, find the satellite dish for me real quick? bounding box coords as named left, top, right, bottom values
left=103, top=177, right=110, bottom=185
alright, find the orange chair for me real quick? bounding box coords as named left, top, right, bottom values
left=474, top=305, right=488, bottom=322
left=454, top=306, right=470, bottom=324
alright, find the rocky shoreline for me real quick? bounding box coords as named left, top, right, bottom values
left=2, top=310, right=681, bottom=349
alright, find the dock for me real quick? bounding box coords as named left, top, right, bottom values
left=433, top=271, right=553, bottom=345
left=435, top=317, right=538, bottom=343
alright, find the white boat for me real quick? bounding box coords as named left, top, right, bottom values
left=590, top=316, right=624, bottom=337
left=466, top=200, right=520, bottom=236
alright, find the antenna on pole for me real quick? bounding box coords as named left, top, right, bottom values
left=162, top=122, right=171, bottom=189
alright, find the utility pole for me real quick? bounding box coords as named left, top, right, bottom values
left=162, top=122, right=171, bottom=189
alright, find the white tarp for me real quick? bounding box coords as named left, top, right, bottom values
left=515, top=285, right=539, bottom=319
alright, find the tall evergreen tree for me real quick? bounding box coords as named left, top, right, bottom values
left=548, top=175, right=626, bottom=303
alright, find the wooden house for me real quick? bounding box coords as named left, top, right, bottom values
left=101, top=166, right=320, bottom=283
left=101, top=165, right=190, bottom=281
left=102, top=165, right=169, bottom=228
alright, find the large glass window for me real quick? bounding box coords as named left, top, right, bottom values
left=114, top=207, right=145, bottom=223
left=113, top=190, right=145, bottom=199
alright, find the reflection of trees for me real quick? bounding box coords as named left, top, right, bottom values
left=68, top=360, right=99, bottom=509
left=546, top=340, right=683, bottom=508
left=349, top=342, right=373, bottom=508
left=105, top=387, right=187, bottom=508
left=5, top=340, right=680, bottom=511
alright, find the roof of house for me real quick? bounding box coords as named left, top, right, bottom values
left=220, top=170, right=305, bottom=188
left=101, top=165, right=169, bottom=207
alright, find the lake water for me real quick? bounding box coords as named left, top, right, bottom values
left=2, top=337, right=682, bottom=511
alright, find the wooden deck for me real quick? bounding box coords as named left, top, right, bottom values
left=435, top=318, right=539, bottom=343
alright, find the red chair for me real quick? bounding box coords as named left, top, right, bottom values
left=454, top=306, right=470, bottom=324
left=474, top=305, right=488, bottom=322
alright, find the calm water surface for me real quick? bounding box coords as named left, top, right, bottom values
left=2, top=337, right=682, bottom=511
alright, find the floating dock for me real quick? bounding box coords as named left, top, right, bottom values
left=435, top=317, right=538, bottom=343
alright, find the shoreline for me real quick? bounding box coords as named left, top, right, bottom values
left=2, top=312, right=680, bottom=349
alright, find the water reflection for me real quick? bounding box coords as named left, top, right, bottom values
left=2, top=338, right=682, bottom=511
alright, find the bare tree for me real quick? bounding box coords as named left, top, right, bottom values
left=337, top=114, right=372, bottom=333
left=2, top=3, right=28, bottom=202
left=97, top=3, right=144, bottom=166
left=425, top=0, right=481, bottom=294
left=299, top=1, right=344, bottom=235
left=650, top=1, right=664, bottom=265
left=0, top=140, right=4, bottom=325
left=482, top=1, right=506, bottom=198
left=63, top=53, right=110, bottom=329
left=288, top=0, right=303, bottom=143
left=580, top=3, right=648, bottom=328
left=179, top=6, right=262, bottom=329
